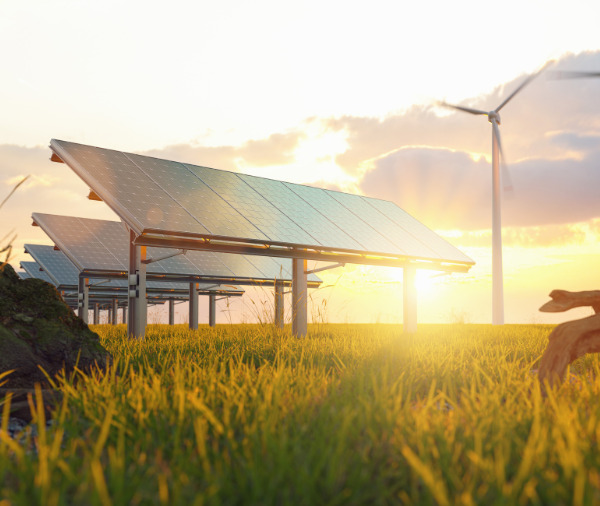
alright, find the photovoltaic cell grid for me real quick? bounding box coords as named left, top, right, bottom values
left=23, top=242, right=243, bottom=295
left=50, top=139, right=473, bottom=265
left=24, top=244, right=81, bottom=286
left=31, top=213, right=319, bottom=284
left=20, top=261, right=56, bottom=285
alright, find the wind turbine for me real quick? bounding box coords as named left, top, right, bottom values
left=439, top=66, right=549, bottom=325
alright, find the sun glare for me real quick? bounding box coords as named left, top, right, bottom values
left=385, top=267, right=439, bottom=297
left=415, top=270, right=439, bottom=295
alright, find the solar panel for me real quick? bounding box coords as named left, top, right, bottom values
left=53, top=141, right=210, bottom=236
left=284, top=182, right=402, bottom=256
left=363, top=198, right=473, bottom=264
left=325, top=190, right=430, bottom=258
left=20, top=261, right=56, bottom=285
left=185, top=163, right=317, bottom=245
left=124, top=153, right=267, bottom=241
left=237, top=173, right=364, bottom=251
left=31, top=213, right=320, bottom=285
left=50, top=139, right=473, bottom=267
left=17, top=270, right=32, bottom=280
left=24, top=244, right=81, bottom=286
left=32, top=214, right=123, bottom=272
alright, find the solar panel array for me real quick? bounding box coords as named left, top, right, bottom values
left=51, top=139, right=473, bottom=265
left=20, top=261, right=56, bottom=285
left=19, top=261, right=122, bottom=302
left=32, top=213, right=321, bottom=284
left=16, top=270, right=32, bottom=280
left=24, top=242, right=243, bottom=295
left=24, top=244, right=81, bottom=287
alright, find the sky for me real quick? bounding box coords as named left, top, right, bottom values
left=2, top=0, right=600, bottom=325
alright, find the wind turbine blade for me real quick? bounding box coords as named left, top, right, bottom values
left=548, top=70, right=600, bottom=79
left=492, top=120, right=513, bottom=193
left=495, top=61, right=552, bottom=112
left=437, top=101, right=488, bottom=116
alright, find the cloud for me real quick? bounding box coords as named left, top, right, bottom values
left=320, top=51, right=600, bottom=230
left=144, top=131, right=303, bottom=171
left=359, top=145, right=600, bottom=230
left=324, top=51, right=600, bottom=176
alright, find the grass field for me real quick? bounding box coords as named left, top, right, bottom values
left=2, top=323, right=600, bottom=505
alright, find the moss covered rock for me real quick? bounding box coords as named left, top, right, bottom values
left=0, top=263, right=110, bottom=388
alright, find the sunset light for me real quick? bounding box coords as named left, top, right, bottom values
left=3, top=1, right=600, bottom=504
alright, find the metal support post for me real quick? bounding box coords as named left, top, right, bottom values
left=403, top=266, right=417, bottom=334
left=112, top=298, right=118, bottom=325
left=209, top=295, right=216, bottom=327
left=274, top=282, right=284, bottom=328
left=93, top=303, right=99, bottom=325
left=128, top=230, right=147, bottom=339
left=168, top=299, right=175, bottom=325
left=189, top=283, right=198, bottom=330
left=292, top=258, right=308, bottom=337
left=122, top=305, right=127, bottom=324
left=78, top=275, right=89, bottom=324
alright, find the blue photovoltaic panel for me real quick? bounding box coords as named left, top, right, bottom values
left=237, top=173, right=364, bottom=251
left=185, top=163, right=317, bottom=245
left=20, top=261, right=56, bottom=285
left=284, top=182, right=403, bottom=256
left=17, top=270, right=32, bottom=280
left=50, top=139, right=473, bottom=266
left=124, top=153, right=268, bottom=241
left=32, top=214, right=124, bottom=272
left=24, top=242, right=236, bottom=295
left=363, top=198, right=473, bottom=264
left=32, top=213, right=320, bottom=285
left=325, top=190, right=436, bottom=258
left=52, top=141, right=210, bottom=236
left=24, top=244, right=80, bottom=286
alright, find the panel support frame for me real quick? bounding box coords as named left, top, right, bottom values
left=112, top=298, right=118, bottom=325
left=208, top=294, right=216, bottom=327
left=292, top=258, right=308, bottom=337
left=168, top=299, right=175, bottom=325
left=78, top=275, right=89, bottom=324
left=189, top=283, right=199, bottom=330
left=128, top=229, right=147, bottom=339
left=274, top=282, right=285, bottom=329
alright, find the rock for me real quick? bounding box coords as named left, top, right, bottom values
left=0, top=263, right=111, bottom=395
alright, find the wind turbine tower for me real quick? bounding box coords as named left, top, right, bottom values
left=440, top=65, right=549, bottom=325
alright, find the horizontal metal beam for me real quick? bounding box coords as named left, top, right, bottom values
left=134, top=234, right=473, bottom=273
left=77, top=268, right=322, bottom=287
left=306, top=262, right=345, bottom=275
left=142, top=249, right=186, bottom=265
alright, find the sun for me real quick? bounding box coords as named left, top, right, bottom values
left=414, top=270, right=438, bottom=295
left=386, top=267, right=440, bottom=296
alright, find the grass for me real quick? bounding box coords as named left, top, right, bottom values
left=2, top=323, right=600, bottom=505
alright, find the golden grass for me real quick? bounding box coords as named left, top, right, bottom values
left=2, top=323, right=600, bottom=505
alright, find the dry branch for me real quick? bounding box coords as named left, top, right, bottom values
left=538, top=290, right=600, bottom=387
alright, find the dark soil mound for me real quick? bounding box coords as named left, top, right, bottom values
left=0, top=263, right=110, bottom=390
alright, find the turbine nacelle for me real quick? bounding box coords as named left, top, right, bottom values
left=487, top=111, right=501, bottom=125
